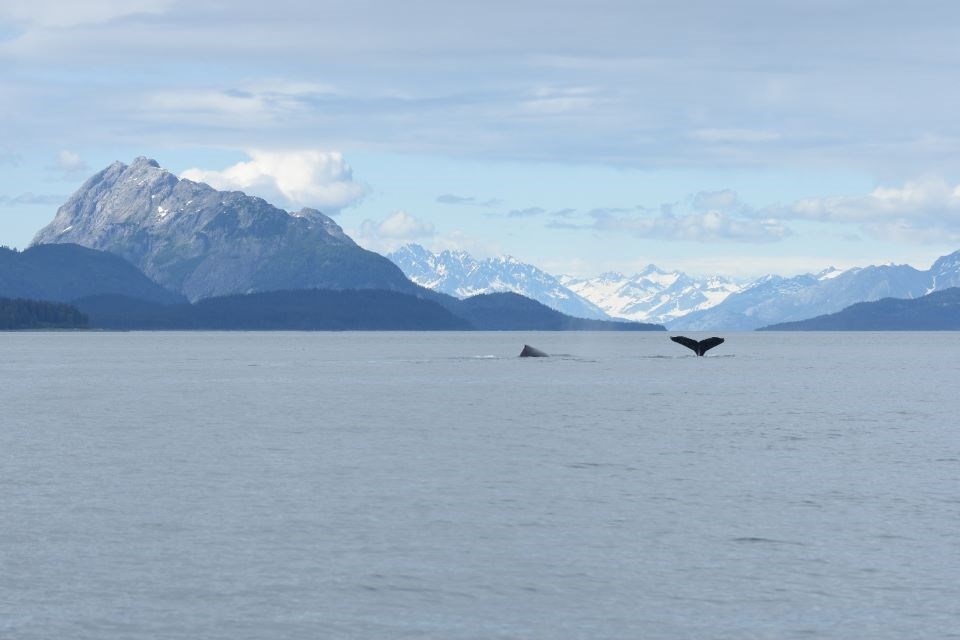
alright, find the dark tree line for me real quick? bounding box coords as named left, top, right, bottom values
left=0, top=297, right=88, bottom=329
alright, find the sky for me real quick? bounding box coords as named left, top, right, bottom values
left=3, top=0, right=960, bottom=277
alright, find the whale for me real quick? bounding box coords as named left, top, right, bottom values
left=670, top=336, right=725, bottom=356
left=519, top=344, right=549, bottom=357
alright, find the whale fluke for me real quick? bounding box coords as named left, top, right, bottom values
left=519, top=344, right=549, bottom=357
left=670, top=336, right=724, bottom=356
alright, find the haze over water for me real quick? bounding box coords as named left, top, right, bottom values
left=2, top=332, right=959, bottom=639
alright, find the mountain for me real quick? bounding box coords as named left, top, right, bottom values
left=759, top=287, right=960, bottom=330
left=73, top=289, right=664, bottom=331
left=32, top=157, right=416, bottom=301
left=452, top=292, right=662, bottom=331
left=0, top=243, right=184, bottom=304
left=560, top=267, right=743, bottom=325
left=670, top=262, right=938, bottom=331
left=388, top=244, right=609, bottom=319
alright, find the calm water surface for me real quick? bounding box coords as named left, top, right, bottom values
left=2, top=332, right=959, bottom=639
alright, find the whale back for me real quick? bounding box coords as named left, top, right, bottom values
left=519, top=344, right=549, bottom=358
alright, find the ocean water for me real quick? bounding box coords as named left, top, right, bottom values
left=1, top=331, right=959, bottom=639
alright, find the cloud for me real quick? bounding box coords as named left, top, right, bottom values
left=138, top=82, right=338, bottom=128
left=355, top=210, right=436, bottom=253
left=547, top=191, right=790, bottom=243
left=691, top=189, right=741, bottom=212
left=8, top=1, right=960, bottom=174
left=55, top=150, right=87, bottom=172
left=181, top=150, right=365, bottom=212
left=586, top=206, right=634, bottom=216
left=436, top=194, right=474, bottom=205
left=770, top=177, right=960, bottom=242
left=483, top=206, right=575, bottom=218
left=589, top=209, right=790, bottom=243
left=551, top=179, right=960, bottom=245
left=47, top=149, right=89, bottom=179
left=436, top=193, right=503, bottom=207
left=359, top=211, right=435, bottom=240
left=0, top=192, right=66, bottom=206
left=506, top=207, right=546, bottom=218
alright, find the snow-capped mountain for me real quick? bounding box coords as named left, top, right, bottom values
left=669, top=260, right=947, bottom=331
left=389, top=244, right=960, bottom=330
left=561, top=266, right=743, bottom=325
left=388, top=244, right=609, bottom=319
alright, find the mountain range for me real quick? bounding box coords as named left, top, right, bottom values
left=7, top=157, right=663, bottom=331
left=388, top=244, right=608, bottom=319
left=388, top=244, right=742, bottom=324
left=671, top=257, right=960, bottom=330
left=14, top=156, right=960, bottom=331
left=389, top=243, right=960, bottom=330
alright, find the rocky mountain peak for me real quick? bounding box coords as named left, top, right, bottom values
left=31, top=158, right=411, bottom=301
left=132, top=156, right=161, bottom=169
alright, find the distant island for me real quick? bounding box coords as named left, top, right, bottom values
left=758, top=287, right=960, bottom=330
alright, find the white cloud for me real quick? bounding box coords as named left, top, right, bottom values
left=772, top=177, right=960, bottom=242
left=355, top=211, right=437, bottom=254
left=590, top=209, right=789, bottom=243
left=181, top=150, right=366, bottom=212
left=360, top=211, right=435, bottom=240
left=55, top=150, right=88, bottom=173
left=782, top=178, right=960, bottom=222
left=691, top=189, right=740, bottom=212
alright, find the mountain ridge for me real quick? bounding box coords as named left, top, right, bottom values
left=389, top=243, right=742, bottom=324
left=72, top=289, right=665, bottom=331
left=758, top=287, right=960, bottom=330
left=0, top=243, right=185, bottom=304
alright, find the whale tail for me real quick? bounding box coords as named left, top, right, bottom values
left=670, top=336, right=724, bottom=356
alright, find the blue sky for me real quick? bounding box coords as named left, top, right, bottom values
left=3, top=0, right=960, bottom=277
